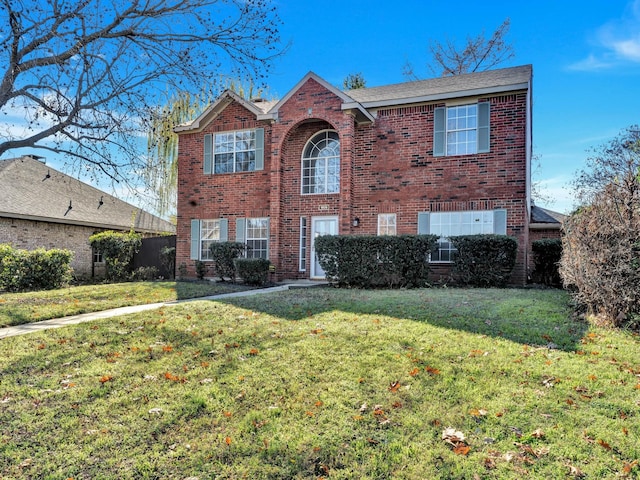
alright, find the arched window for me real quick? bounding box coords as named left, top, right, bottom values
left=301, top=130, right=340, bottom=194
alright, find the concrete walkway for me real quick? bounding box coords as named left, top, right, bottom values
left=1, top=281, right=326, bottom=339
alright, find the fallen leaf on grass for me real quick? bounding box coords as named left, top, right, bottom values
left=388, top=381, right=401, bottom=392
left=148, top=408, right=163, bottom=415
left=225, top=436, right=232, bottom=446
left=469, top=408, right=488, bottom=417
left=622, top=461, right=638, bottom=475
left=99, top=375, right=113, bottom=384
left=531, top=428, right=545, bottom=439
left=453, top=444, right=470, bottom=455
left=425, top=366, right=441, bottom=375
left=442, top=427, right=466, bottom=445
left=597, top=439, right=611, bottom=450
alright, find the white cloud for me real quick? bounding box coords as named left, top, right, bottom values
left=567, top=54, right=614, bottom=71
left=569, top=0, right=640, bottom=70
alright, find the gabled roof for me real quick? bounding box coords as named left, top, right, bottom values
left=259, top=72, right=375, bottom=124
left=0, top=156, right=175, bottom=233
left=346, top=65, right=532, bottom=108
left=530, top=205, right=566, bottom=229
left=174, top=90, right=278, bottom=133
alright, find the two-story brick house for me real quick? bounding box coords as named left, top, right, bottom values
left=175, top=65, right=533, bottom=284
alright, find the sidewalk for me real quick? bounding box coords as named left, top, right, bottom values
left=1, top=281, right=325, bottom=339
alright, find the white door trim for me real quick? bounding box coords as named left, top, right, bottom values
left=310, top=216, right=338, bottom=279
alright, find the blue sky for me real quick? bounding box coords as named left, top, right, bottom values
left=263, top=0, right=640, bottom=214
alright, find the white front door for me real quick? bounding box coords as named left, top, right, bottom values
left=311, top=216, right=338, bottom=279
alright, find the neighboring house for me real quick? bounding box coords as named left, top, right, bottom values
left=175, top=65, right=534, bottom=284
left=0, top=155, right=175, bottom=278
left=528, top=204, right=566, bottom=276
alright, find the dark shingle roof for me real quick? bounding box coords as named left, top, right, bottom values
left=0, top=156, right=175, bottom=233
left=345, top=65, right=532, bottom=107
left=531, top=205, right=566, bottom=224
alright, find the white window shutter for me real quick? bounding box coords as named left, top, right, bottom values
left=477, top=103, right=490, bottom=153
left=433, top=107, right=446, bottom=156
left=190, top=219, right=200, bottom=259
left=203, top=134, right=213, bottom=174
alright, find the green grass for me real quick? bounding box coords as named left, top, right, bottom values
left=0, top=281, right=254, bottom=327
left=0, top=287, right=639, bottom=479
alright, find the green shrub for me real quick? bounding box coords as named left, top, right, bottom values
left=130, top=266, right=159, bottom=281
left=159, top=246, right=176, bottom=279
left=234, top=258, right=270, bottom=286
left=315, top=235, right=438, bottom=288
left=531, top=238, right=562, bottom=286
left=450, top=234, right=518, bottom=287
left=194, top=260, right=207, bottom=280
left=209, top=242, right=245, bottom=281
left=89, top=231, right=142, bottom=281
left=0, top=244, right=73, bottom=292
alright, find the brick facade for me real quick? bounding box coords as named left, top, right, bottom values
left=0, top=217, right=99, bottom=277
left=176, top=67, right=533, bottom=284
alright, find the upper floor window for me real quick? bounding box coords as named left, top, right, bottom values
left=433, top=103, right=490, bottom=156
left=203, top=128, right=264, bottom=174
left=301, top=130, right=340, bottom=194
left=378, top=213, right=397, bottom=235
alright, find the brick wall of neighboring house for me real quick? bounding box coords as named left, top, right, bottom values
left=176, top=76, right=531, bottom=284
left=0, top=217, right=96, bottom=277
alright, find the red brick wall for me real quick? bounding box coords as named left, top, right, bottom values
left=176, top=80, right=530, bottom=283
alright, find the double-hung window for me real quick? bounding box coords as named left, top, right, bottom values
left=433, top=103, right=490, bottom=156
left=378, top=213, right=397, bottom=235
left=418, top=210, right=507, bottom=262
left=302, top=130, right=340, bottom=194
left=236, top=217, right=269, bottom=259
left=190, top=219, right=229, bottom=260
left=203, top=128, right=264, bottom=174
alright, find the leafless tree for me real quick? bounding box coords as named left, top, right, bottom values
left=404, top=19, right=514, bottom=79
left=0, top=0, right=282, bottom=182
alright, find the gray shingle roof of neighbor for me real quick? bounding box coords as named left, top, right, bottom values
left=344, top=65, right=532, bottom=107
left=0, top=156, right=175, bottom=234
left=531, top=205, right=567, bottom=225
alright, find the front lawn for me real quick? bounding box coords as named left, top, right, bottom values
left=0, top=281, right=254, bottom=328
left=0, top=288, right=638, bottom=479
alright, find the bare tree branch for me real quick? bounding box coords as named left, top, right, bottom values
left=0, top=0, right=282, bottom=185
left=404, top=18, right=514, bottom=80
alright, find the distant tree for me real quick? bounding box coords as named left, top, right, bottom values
left=404, top=18, right=514, bottom=79
left=559, top=126, right=640, bottom=328
left=343, top=72, right=367, bottom=90
left=0, top=0, right=282, bottom=183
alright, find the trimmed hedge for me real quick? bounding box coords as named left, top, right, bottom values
left=0, top=244, right=73, bottom=292
left=531, top=238, right=562, bottom=286
left=89, top=231, right=142, bottom=281
left=450, top=234, right=518, bottom=287
left=209, top=242, right=245, bottom=281
left=234, top=258, right=270, bottom=286
left=315, top=234, right=438, bottom=288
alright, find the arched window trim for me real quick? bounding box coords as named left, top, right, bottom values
left=301, top=129, right=340, bottom=195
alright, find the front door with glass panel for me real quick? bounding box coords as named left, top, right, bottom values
left=311, top=216, right=338, bottom=279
